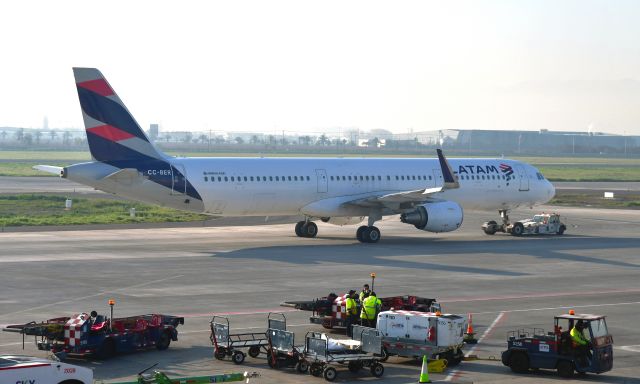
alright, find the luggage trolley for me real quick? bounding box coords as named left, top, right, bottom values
left=304, top=328, right=385, bottom=382
left=266, top=327, right=309, bottom=373
left=210, top=316, right=265, bottom=364
left=210, top=313, right=286, bottom=365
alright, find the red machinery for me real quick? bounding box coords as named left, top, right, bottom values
left=282, top=293, right=441, bottom=330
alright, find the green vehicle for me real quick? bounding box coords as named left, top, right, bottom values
left=105, top=363, right=257, bottom=384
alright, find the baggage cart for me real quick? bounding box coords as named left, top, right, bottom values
left=266, top=327, right=309, bottom=373
left=210, top=313, right=285, bottom=365
left=304, top=328, right=385, bottom=382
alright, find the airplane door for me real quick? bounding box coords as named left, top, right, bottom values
left=315, top=169, right=328, bottom=193
left=515, top=165, right=529, bottom=191
left=171, top=164, right=187, bottom=195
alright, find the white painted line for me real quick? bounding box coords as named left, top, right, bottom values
left=0, top=342, right=24, bottom=347
left=444, top=311, right=506, bottom=382
left=0, top=274, right=185, bottom=318
left=471, top=301, right=640, bottom=316
left=617, top=345, right=640, bottom=353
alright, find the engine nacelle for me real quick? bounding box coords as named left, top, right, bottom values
left=400, top=201, right=463, bottom=233
left=320, top=216, right=365, bottom=226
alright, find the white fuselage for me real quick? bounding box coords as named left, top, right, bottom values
left=176, top=157, right=555, bottom=217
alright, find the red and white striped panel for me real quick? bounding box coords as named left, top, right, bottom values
left=64, top=313, right=88, bottom=347
left=332, top=294, right=348, bottom=320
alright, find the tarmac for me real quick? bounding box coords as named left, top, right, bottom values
left=1, top=206, right=639, bottom=383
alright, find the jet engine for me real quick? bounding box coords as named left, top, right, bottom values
left=320, top=216, right=365, bottom=226
left=400, top=201, right=463, bottom=232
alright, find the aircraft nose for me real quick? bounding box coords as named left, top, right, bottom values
left=546, top=181, right=556, bottom=202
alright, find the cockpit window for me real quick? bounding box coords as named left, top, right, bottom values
left=536, top=172, right=545, bottom=180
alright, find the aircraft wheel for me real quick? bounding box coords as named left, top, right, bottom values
left=302, top=222, right=318, bottom=238
left=295, top=221, right=305, bottom=237
left=356, top=225, right=367, bottom=242
left=557, top=225, right=566, bottom=235
left=366, top=226, right=381, bottom=243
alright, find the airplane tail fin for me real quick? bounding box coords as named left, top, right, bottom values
left=73, top=68, right=165, bottom=164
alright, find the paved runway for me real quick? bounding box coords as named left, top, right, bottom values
left=1, top=207, right=639, bottom=383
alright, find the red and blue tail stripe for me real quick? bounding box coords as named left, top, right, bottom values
left=73, top=68, right=201, bottom=201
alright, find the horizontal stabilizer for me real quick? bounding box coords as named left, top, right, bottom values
left=33, top=165, right=64, bottom=176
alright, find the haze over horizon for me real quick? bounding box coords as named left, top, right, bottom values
left=1, top=0, right=639, bottom=136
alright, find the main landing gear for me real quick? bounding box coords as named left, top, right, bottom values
left=295, top=220, right=318, bottom=238
left=356, top=226, right=380, bottom=243
left=356, top=212, right=382, bottom=243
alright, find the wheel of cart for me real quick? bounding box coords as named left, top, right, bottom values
left=303, top=328, right=385, bottom=381
left=210, top=315, right=269, bottom=365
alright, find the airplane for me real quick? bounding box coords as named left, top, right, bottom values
left=36, top=68, right=556, bottom=243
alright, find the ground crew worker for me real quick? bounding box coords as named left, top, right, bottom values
left=345, top=290, right=358, bottom=337
left=570, top=320, right=590, bottom=365
left=370, top=291, right=382, bottom=320
left=361, top=291, right=381, bottom=328
left=359, top=284, right=371, bottom=303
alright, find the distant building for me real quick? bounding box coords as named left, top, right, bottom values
left=149, top=124, right=159, bottom=141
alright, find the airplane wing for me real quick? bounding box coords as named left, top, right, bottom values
left=344, top=149, right=459, bottom=208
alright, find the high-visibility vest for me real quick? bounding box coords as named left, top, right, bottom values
left=360, top=296, right=378, bottom=320
left=359, top=290, right=370, bottom=303
left=570, top=327, right=588, bottom=346
left=345, top=297, right=357, bottom=316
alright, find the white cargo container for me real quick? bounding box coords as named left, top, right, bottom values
left=375, top=310, right=466, bottom=362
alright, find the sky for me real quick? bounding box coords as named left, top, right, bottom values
left=1, top=0, right=639, bottom=135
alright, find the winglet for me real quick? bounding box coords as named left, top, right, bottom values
left=437, top=149, right=459, bottom=189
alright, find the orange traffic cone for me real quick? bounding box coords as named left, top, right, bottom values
left=464, top=313, right=478, bottom=344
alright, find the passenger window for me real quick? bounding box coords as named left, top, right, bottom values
left=378, top=175, right=381, bottom=181
left=288, top=176, right=292, bottom=181
left=401, top=176, right=405, bottom=180
left=395, top=176, right=399, bottom=180
left=224, top=176, right=228, bottom=182
left=231, top=176, right=235, bottom=181
left=263, top=176, right=267, bottom=181
left=218, top=177, right=222, bottom=182
left=429, top=176, right=432, bottom=180
left=306, top=176, right=310, bottom=181
left=387, top=175, right=390, bottom=181
left=275, top=176, right=279, bottom=181
left=204, top=176, right=208, bottom=182
left=294, top=176, right=298, bottom=181
left=412, top=175, right=416, bottom=180
left=250, top=176, right=254, bottom=181
left=269, top=176, right=273, bottom=181
left=365, top=176, right=369, bottom=181
left=360, top=176, right=363, bottom=181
